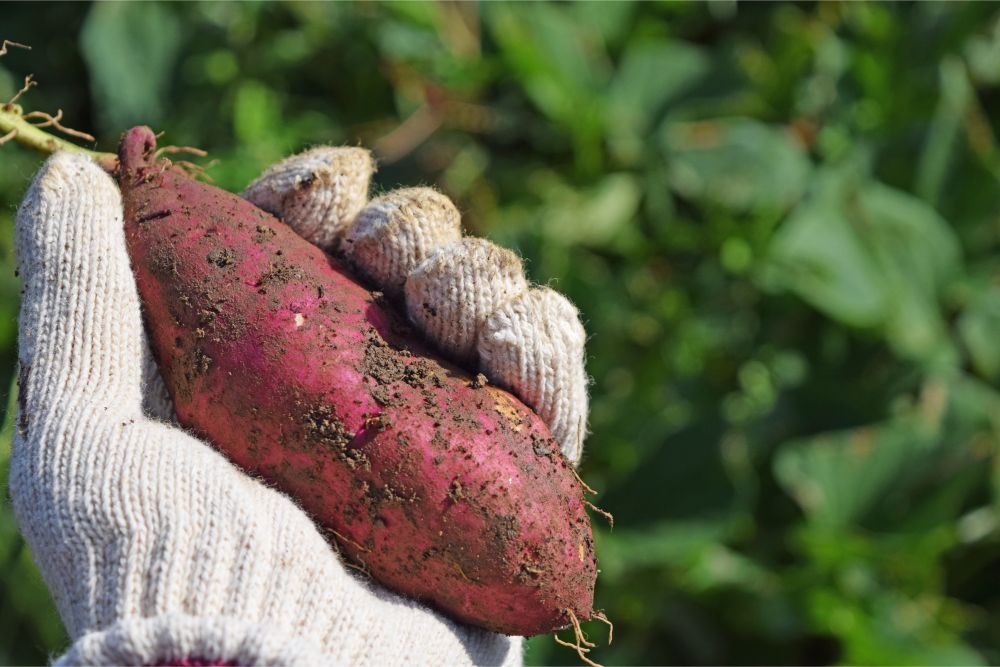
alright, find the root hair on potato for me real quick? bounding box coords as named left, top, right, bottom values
left=584, top=499, right=614, bottom=530
left=572, top=467, right=598, bottom=495
left=592, top=610, right=614, bottom=644
left=343, top=557, right=372, bottom=579
left=155, top=145, right=208, bottom=159
left=326, top=526, right=368, bottom=553
left=554, top=608, right=603, bottom=667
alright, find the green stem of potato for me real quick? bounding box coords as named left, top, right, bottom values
left=0, top=106, right=117, bottom=171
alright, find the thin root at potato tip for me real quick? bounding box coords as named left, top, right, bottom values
left=553, top=634, right=602, bottom=667
left=155, top=145, right=209, bottom=158
left=552, top=607, right=614, bottom=666
left=567, top=608, right=596, bottom=648
left=592, top=610, right=614, bottom=645
left=173, top=160, right=217, bottom=182
left=326, top=526, right=368, bottom=553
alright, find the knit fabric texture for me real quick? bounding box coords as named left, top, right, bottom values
left=12, top=153, right=523, bottom=667
left=405, top=238, right=528, bottom=365
left=242, top=146, right=374, bottom=252
left=343, top=187, right=463, bottom=297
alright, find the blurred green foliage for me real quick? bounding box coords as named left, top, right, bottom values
left=3, top=2, right=1000, bottom=665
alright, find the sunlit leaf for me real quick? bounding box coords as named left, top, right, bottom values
left=766, top=162, right=961, bottom=361
left=662, top=118, right=811, bottom=213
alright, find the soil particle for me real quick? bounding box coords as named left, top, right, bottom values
left=448, top=478, right=465, bottom=501
left=198, top=308, right=217, bottom=326
left=519, top=562, right=544, bottom=582
left=257, top=261, right=304, bottom=287
left=192, top=347, right=212, bottom=375
left=531, top=432, right=556, bottom=458
left=491, top=389, right=526, bottom=432
left=403, top=359, right=435, bottom=388
left=207, top=248, right=237, bottom=268
left=469, top=373, right=489, bottom=389
left=431, top=428, right=449, bottom=451
left=302, top=405, right=368, bottom=469
left=136, top=209, right=172, bottom=224
left=370, top=385, right=396, bottom=407
left=364, top=413, right=390, bottom=431
left=361, top=335, right=407, bottom=385
left=172, top=345, right=213, bottom=403
left=149, top=245, right=179, bottom=278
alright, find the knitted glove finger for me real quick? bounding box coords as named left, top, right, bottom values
left=12, top=152, right=520, bottom=667
left=243, top=147, right=374, bottom=252
left=479, top=287, right=589, bottom=465
left=14, top=152, right=146, bottom=435
left=404, top=238, right=528, bottom=365
left=343, top=187, right=462, bottom=297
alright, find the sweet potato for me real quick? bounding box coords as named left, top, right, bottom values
left=115, top=126, right=597, bottom=636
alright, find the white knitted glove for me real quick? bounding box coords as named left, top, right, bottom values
left=11, top=152, right=527, bottom=667
left=245, top=149, right=589, bottom=463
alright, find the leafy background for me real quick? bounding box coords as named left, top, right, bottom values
left=3, top=2, right=1000, bottom=665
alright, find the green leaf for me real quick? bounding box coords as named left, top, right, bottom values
left=776, top=371, right=995, bottom=530
left=958, top=284, right=1000, bottom=381
left=487, top=3, right=607, bottom=131
left=775, top=420, right=936, bottom=528
left=662, top=118, right=811, bottom=213
left=547, top=173, right=642, bottom=246
left=916, top=57, right=971, bottom=206
left=609, top=40, right=710, bottom=163
left=233, top=79, right=281, bottom=144
left=571, top=1, right=635, bottom=48
left=81, top=2, right=182, bottom=132
left=611, top=41, right=709, bottom=125
left=764, top=179, right=890, bottom=328
left=861, top=182, right=961, bottom=360
left=765, top=162, right=962, bottom=361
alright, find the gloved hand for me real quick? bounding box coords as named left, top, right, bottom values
left=10, top=145, right=589, bottom=666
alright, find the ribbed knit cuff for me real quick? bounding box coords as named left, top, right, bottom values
left=54, top=614, right=330, bottom=667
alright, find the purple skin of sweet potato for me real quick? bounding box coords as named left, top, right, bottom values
left=115, top=126, right=597, bottom=636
